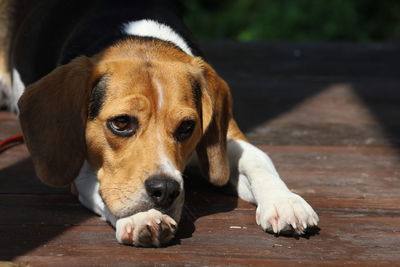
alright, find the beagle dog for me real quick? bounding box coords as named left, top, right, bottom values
left=1, top=0, right=318, bottom=247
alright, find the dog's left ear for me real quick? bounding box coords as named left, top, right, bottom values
left=18, top=57, right=93, bottom=187
left=193, top=58, right=233, bottom=186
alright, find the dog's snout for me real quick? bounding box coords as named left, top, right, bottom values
left=145, top=176, right=180, bottom=208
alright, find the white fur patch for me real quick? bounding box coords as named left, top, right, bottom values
left=160, top=158, right=182, bottom=184
left=7, top=68, right=25, bottom=112
left=123, top=19, right=193, bottom=56
left=75, top=161, right=117, bottom=226
left=155, top=129, right=183, bottom=185
left=158, top=148, right=183, bottom=187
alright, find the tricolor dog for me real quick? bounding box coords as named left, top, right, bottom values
left=0, top=0, right=318, bottom=247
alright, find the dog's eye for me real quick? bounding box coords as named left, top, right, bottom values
left=174, top=120, right=196, bottom=142
left=107, top=115, right=139, bottom=137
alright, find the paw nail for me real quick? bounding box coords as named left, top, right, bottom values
left=272, top=221, right=278, bottom=233
left=165, top=217, right=177, bottom=226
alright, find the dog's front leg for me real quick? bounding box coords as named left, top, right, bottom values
left=226, top=134, right=319, bottom=235
left=75, top=162, right=177, bottom=247
left=74, top=161, right=118, bottom=226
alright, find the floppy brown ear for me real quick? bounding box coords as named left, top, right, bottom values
left=18, top=57, right=93, bottom=187
left=195, top=59, right=233, bottom=186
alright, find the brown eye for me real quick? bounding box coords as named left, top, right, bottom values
left=107, top=115, right=139, bottom=137
left=174, top=120, right=196, bottom=142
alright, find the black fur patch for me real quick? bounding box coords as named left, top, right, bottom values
left=88, top=76, right=108, bottom=120
left=190, top=76, right=201, bottom=109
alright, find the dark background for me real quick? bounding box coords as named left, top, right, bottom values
left=176, top=0, right=400, bottom=41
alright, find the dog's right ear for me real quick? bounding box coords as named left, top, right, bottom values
left=18, top=57, right=94, bottom=187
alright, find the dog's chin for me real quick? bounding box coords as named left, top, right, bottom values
left=110, top=191, right=185, bottom=223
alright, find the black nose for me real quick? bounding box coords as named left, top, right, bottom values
left=145, top=176, right=181, bottom=208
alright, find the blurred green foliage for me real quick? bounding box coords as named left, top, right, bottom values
left=177, top=0, right=400, bottom=41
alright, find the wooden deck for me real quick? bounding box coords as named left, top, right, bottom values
left=1, top=42, right=400, bottom=266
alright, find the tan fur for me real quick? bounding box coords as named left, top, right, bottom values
left=18, top=38, right=242, bottom=217
left=227, top=119, right=247, bottom=141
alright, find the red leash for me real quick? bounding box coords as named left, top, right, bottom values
left=0, top=134, right=24, bottom=152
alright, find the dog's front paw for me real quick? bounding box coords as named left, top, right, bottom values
left=115, top=209, right=177, bottom=247
left=256, top=192, right=319, bottom=235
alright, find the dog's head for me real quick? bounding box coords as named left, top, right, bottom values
left=18, top=38, right=232, bottom=220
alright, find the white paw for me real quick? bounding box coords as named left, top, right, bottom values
left=115, top=209, right=177, bottom=247
left=256, top=192, right=319, bottom=235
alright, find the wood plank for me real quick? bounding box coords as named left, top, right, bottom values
left=260, top=146, right=400, bottom=199
left=12, top=256, right=399, bottom=267
left=11, top=255, right=399, bottom=267
left=1, top=211, right=399, bottom=265
left=0, top=145, right=68, bottom=195
left=1, top=191, right=399, bottom=264
left=2, top=193, right=399, bottom=225
left=0, top=112, right=20, bottom=140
